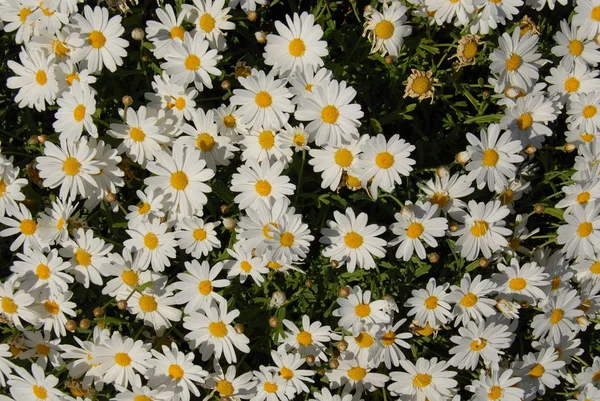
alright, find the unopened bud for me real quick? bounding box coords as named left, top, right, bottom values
left=428, top=253, right=440, bottom=264
left=384, top=55, right=394, bottom=64
left=79, top=319, right=91, bottom=330
left=479, top=257, right=489, bottom=268
left=337, top=340, right=348, bottom=352
left=329, top=358, right=339, bottom=369
left=305, top=280, right=312, bottom=288
left=37, top=135, right=48, bottom=144
left=93, top=307, right=104, bottom=317
left=534, top=204, right=545, bottom=214
left=595, top=33, right=600, bottom=46
left=221, top=80, right=231, bottom=90
left=269, top=316, right=280, bottom=328
left=28, top=135, right=39, bottom=145
left=96, top=321, right=106, bottom=329
left=482, top=90, right=491, bottom=99
left=318, top=368, right=325, bottom=376
left=270, top=291, right=286, bottom=308
left=131, top=27, right=145, bottom=41
left=117, top=300, right=128, bottom=310
left=305, top=355, right=316, bottom=365
left=122, top=95, right=133, bottom=107
left=106, top=192, right=117, bottom=203
left=455, top=151, right=470, bottom=165
left=564, top=142, right=576, bottom=153
left=234, top=323, right=244, bottom=334
left=524, top=144, right=536, bottom=155
left=222, top=217, right=236, bottom=231
left=330, top=260, right=340, bottom=268
left=220, top=204, right=230, bottom=214
left=448, top=222, right=458, bottom=232
left=65, top=320, right=77, bottom=332
left=436, top=166, right=449, bottom=179
left=255, top=31, right=267, bottom=44
left=576, top=315, right=590, bottom=329
left=338, top=286, right=351, bottom=298
left=247, top=11, right=258, bottom=21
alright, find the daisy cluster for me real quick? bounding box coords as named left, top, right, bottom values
left=0, top=0, right=600, bottom=400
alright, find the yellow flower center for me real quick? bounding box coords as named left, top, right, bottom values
left=36, top=264, right=51, bottom=280
left=305, top=83, right=313, bottom=91
left=52, top=39, right=69, bottom=57
left=424, top=295, right=438, bottom=310
left=297, top=331, right=313, bottom=346
left=114, top=352, right=132, bottom=366
left=73, top=104, right=86, bottom=122
left=375, top=20, right=395, bottom=39
left=462, top=41, right=478, bottom=59
left=321, top=105, right=340, bottom=124
left=416, top=322, right=434, bottom=336
left=263, top=382, right=278, bottom=393
left=129, top=127, right=146, bottom=142
left=348, top=367, right=367, bottom=381
left=259, top=130, right=275, bottom=149
left=382, top=331, right=396, bottom=346
left=240, top=261, right=252, bottom=272
left=413, top=373, right=432, bottom=388
left=134, top=395, right=151, bottom=401
left=168, top=364, right=185, bottom=380
left=44, top=300, right=59, bottom=315
left=590, top=261, right=600, bottom=274
left=577, top=191, right=591, bottom=204
left=36, top=344, right=50, bottom=356
left=517, top=113, right=533, bottom=130
left=288, top=38, right=306, bottom=57
left=430, top=192, right=449, bottom=208
left=551, top=276, right=561, bottom=290
left=139, top=295, right=158, bottom=312
left=216, top=379, right=234, bottom=396
left=170, top=25, right=184, bottom=40
left=2, top=297, right=18, bottom=314
left=196, top=133, right=215, bottom=151
left=263, top=222, right=277, bottom=239
left=460, top=292, right=478, bottom=307
left=581, top=132, right=595, bottom=142
left=592, top=6, right=600, bottom=21
left=75, top=249, right=91, bottom=266
left=529, top=363, right=545, bottom=378
left=255, top=91, right=273, bottom=108
left=0, top=180, right=6, bottom=197
left=19, top=8, right=32, bottom=23
left=569, top=39, right=584, bottom=56
left=334, top=148, right=353, bottom=167
left=578, top=221, right=593, bottom=237
left=32, top=385, right=48, bottom=400
left=223, top=114, right=236, bottom=128
left=66, top=73, right=79, bottom=86
left=469, top=338, right=487, bottom=351
left=584, top=105, right=598, bottom=118
left=470, top=220, right=489, bottom=237
left=344, top=231, right=363, bottom=248
left=565, top=77, right=580, bottom=93
left=293, top=133, right=306, bottom=147
left=198, top=280, right=212, bottom=295
left=354, top=303, right=371, bottom=318
left=592, top=370, right=600, bottom=382
left=279, top=232, right=295, bottom=247
left=406, top=222, right=424, bottom=239
left=121, top=270, right=139, bottom=286
left=509, top=277, right=527, bottom=291
left=268, top=260, right=282, bottom=269
left=88, top=31, right=106, bottom=49
left=193, top=228, right=207, bottom=242
left=375, top=152, right=395, bottom=169
left=482, top=148, right=499, bottom=167
left=63, top=157, right=81, bottom=176
left=209, top=321, right=228, bottom=337
left=346, top=174, right=361, bottom=188
left=488, top=385, right=503, bottom=400
left=184, top=54, right=201, bottom=71
left=138, top=202, right=151, bottom=215
left=505, top=53, right=522, bottom=71
left=548, top=308, right=564, bottom=325
left=199, top=13, right=216, bottom=32
left=255, top=180, right=272, bottom=196
left=355, top=332, right=374, bottom=348
left=170, top=171, right=189, bottom=190
left=411, top=76, right=431, bottom=95
left=280, top=366, right=294, bottom=380
left=144, top=233, right=159, bottom=250
left=20, top=219, right=37, bottom=235
left=173, top=97, right=186, bottom=110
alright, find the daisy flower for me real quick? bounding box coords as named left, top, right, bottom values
left=389, top=201, right=448, bottom=261
left=252, top=366, right=294, bottom=401
left=7, top=47, right=59, bottom=111
left=10, top=248, right=73, bottom=297
left=70, top=5, right=129, bottom=73
left=447, top=274, right=497, bottom=327
left=53, top=80, right=97, bottom=142
left=170, top=260, right=230, bottom=314
left=91, top=331, right=151, bottom=389
left=264, top=12, right=328, bottom=76
left=160, top=31, right=222, bottom=91
left=403, top=69, right=437, bottom=103
left=0, top=0, right=41, bottom=44
left=230, top=68, right=295, bottom=131
left=492, top=259, right=550, bottom=305
left=145, top=72, right=197, bottom=124
left=124, top=219, right=178, bottom=272
left=343, top=323, right=381, bottom=362
left=36, top=198, right=75, bottom=246
left=308, top=135, right=366, bottom=191
left=128, top=285, right=182, bottom=333
left=183, top=301, right=250, bottom=364
left=546, top=61, right=600, bottom=103
left=575, top=356, right=600, bottom=389
left=266, top=213, right=314, bottom=262
left=295, top=79, right=363, bottom=147
left=36, top=138, right=103, bottom=201
left=230, top=158, right=295, bottom=211
left=125, top=189, right=166, bottom=226
left=0, top=344, right=14, bottom=387
left=574, top=0, right=600, bottom=39
left=567, top=91, right=600, bottom=134
left=372, top=319, right=412, bottom=369
left=229, top=0, right=266, bottom=12
left=531, top=288, right=584, bottom=344
left=236, top=197, right=292, bottom=255
left=215, top=104, right=249, bottom=138
left=288, top=67, right=332, bottom=104
left=573, top=252, right=600, bottom=284
left=145, top=4, right=187, bottom=59
left=18, top=330, right=62, bottom=370
left=59, top=228, right=112, bottom=288
left=203, top=363, right=256, bottom=400
left=240, top=127, right=293, bottom=165
left=452, top=200, right=512, bottom=260
left=224, top=242, right=269, bottom=285
left=183, top=0, right=235, bottom=51
left=557, top=202, right=600, bottom=260
left=8, top=364, right=64, bottom=401
left=84, top=137, right=125, bottom=211
left=0, top=203, right=46, bottom=252
left=418, top=172, right=474, bottom=217
left=517, top=348, right=564, bottom=396
left=55, top=59, right=97, bottom=93
left=355, top=133, right=416, bottom=199
left=326, top=354, right=389, bottom=397
left=0, top=280, right=37, bottom=330
left=363, top=1, right=412, bottom=57
left=278, top=123, right=311, bottom=152
left=465, top=123, right=524, bottom=193
left=144, top=143, right=215, bottom=218
left=332, top=285, right=390, bottom=336
left=270, top=349, right=314, bottom=395
left=448, top=320, right=513, bottom=370
left=0, top=162, right=27, bottom=218
left=175, top=217, right=221, bottom=258
left=405, top=278, right=453, bottom=328
left=388, top=357, right=458, bottom=401
left=146, top=343, right=208, bottom=401
left=500, top=93, right=558, bottom=147
left=469, top=0, right=523, bottom=35
left=453, top=34, right=484, bottom=66
left=280, top=315, right=340, bottom=364
left=35, top=291, right=76, bottom=337
left=425, top=0, right=474, bottom=26
left=466, top=368, right=524, bottom=401
left=553, top=20, right=600, bottom=68
left=556, top=179, right=600, bottom=213
left=102, top=249, right=158, bottom=300
left=320, top=207, right=387, bottom=273
left=489, top=28, right=546, bottom=93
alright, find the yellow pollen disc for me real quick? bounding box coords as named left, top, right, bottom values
left=489, top=0, right=502, bottom=3
left=193, top=228, right=207, bottom=241
left=56, top=217, right=65, bottom=232
left=198, top=280, right=212, bottom=295
left=374, top=20, right=395, bottom=39
left=184, top=54, right=201, bottom=71
left=170, top=171, right=189, bottom=190
left=240, top=261, right=252, bottom=272
left=223, top=115, right=236, bottom=128
left=500, top=189, right=514, bottom=205
left=263, top=382, right=278, bottom=393
left=460, top=292, right=478, bottom=307
left=288, top=38, right=306, bottom=57
left=121, top=270, right=139, bottom=286
left=565, top=77, right=580, bottom=93
left=44, top=300, right=59, bottom=315
left=505, top=53, right=522, bottom=71
left=584, top=105, right=598, bottom=118
left=470, top=338, right=487, bottom=351
left=529, top=363, right=545, bottom=378
left=20, top=219, right=37, bottom=235
left=199, top=13, right=216, bottom=32
left=406, top=222, right=424, bottom=239
left=52, top=39, right=69, bottom=56
left=32, top=385, right=48, bottom=400
left=509, top=277, right=527, bottom=291
left=321, top=105, right=340, bottom=124
left=144, top=233, right=159, bottom=250
left=413, top=373, right=432, bottom=388
left=334, top=148, right=353, bottom=167
left=2, top=297, right=17, bottom=314
left=75, top=249, right=91, bottom=266
left=66, top=73, right=79, bottom=86
left=578, top=221, right=593, bottom=237
left=114, top=352, right=132, bottom=366
left=482, top=148, right=499, bottom=167
left=355, top=332, right=374, bottom=348
left=344, top=231, right=364, bottom=248
left=411, top=76, right=431, bottom=95
left=63, top=157, right=81, bottom=176
left=581, top=132, right=595, bottom=142
left=577, top=192, right=591, bottom=204
left=255, top=180, right=272, bottom=196
left=305, top=83, right=313, bottom=91
left=348, top=367, right=367, bottom=381
left=174, top=97, right=186, bottom=110
left=209, top=321, right=228, bottom=337
left=509, top=238, right=520, bottom=250
left=382, top=331, right=396, bottom=346
left=593, top=370, right=600, bottom=381
left=258, top=130, right=275, bottom=149
left=133, top=396, right=151, bottom=401
left=416, top=323, right=434, bottom=336
left=590, top=261, right=600, bottom=274
left=36, top=264, right=51, bottom=280
left=297, top=331, right=313, bottom=346
left=170, top=25, right=184, bottom=40
left=430, top=192, right=449, bottom=208
left=88, top=31, right=106, bottom=49
left=462, top=41, right=478, bottom=59
left=35, top=70, right=48, bottom=86
left=255, top=91, right=273, bottom=108
left=592, top=5, right=600, bottom=21
left=129, top=127, right=146, bottom=142
left=263, top=222, right=277, bottom=239
left=346, top=175, right=361, bottom=188
left=355, top=303, right=371, bottom=318
left=488, top=385, right=503, bottom=400
left=138, top=202, right=151, bottom=215
left=293, top=133, right=306, bottom=147
left=216, top=380, right=234, bottom=396
left=19, top=8, right=32, bottom=23
left=569, top=39, right=584, bottom=56
left=73, top=104, right=86, bottom=122
left=280, top=366, right=294, bottom=380
left=470, top=220, right=489, bottom=237
left=0, top=180, right=6, bottom=196
left=196, top=133, right=215, bottom=151
left=551, top=276, right=561, bottom=290
left=424, top=295, right=438, bottom=310
left=168, top=364, right=184, bottom=380
left=280, top=232, right=295, bottom=247
left=375, top=152, right=395, bottom=169
left=517, top=113, right=533, bottom=130
left=549, top=308, right=564, bottom=324
left=139, top=295, right=158, bottom=312
left=36, top=344, right=50, bottom=356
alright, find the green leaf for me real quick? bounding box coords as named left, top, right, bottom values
left=544, top=207, right=564, bottom=221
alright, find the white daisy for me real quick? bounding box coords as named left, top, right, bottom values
left=36, top=197, right=75, bottom=246
left=531, top=288, right=584, bottom=344
left=500, top=93, right=558, bottom=148
left=326, top=354, right=389, bottom=396
left=128, top=284, right=182, bottom=334
left=145, top=4, right=187, bottom=59
left=418, top=172, right=474, bottom=217
left=60, top=227, right=112, bottom=288
left=553, top=20, right=600, bottom=69
left=280, top=315, right=340, bottom=365
left=124, top=218, right=178, bottom=272
left=0, top=203, right=46, bottom=252
left=10, top=248, right=73, bottom=297
left=546, top=60, right=600, bottom=103
left=574, top=0, right=600, bottom=40
left=363, top=1, right=412, bottom=57
left=448, top=320, right=513, bottom=370
left=447, top=273, right=497, bottom=327
left=466, top=368, right=524, bottom=401
left=557, top=202, right=600, bottom=260
left=332, top=285, right=390, bottom=336
left=8, top=364, right=64, bottom=401
left=224, top=242, right=269, bottom=285
left=170, top=259, right=230, bottom=314
left=308, top=135, right=366, bottom=191
left=183, top=0, right=235, bottom=51
left=388, top=357, right=458, bottom=401
left=0, top=162, right=27, bottom=218
left=405, top=277, right=453, bottom=328
left=493, top=258, right=550, bottom=305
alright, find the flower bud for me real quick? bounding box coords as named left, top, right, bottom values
left=79, top=319, right=92, bottom=330
left=255, top=31, right=267, bottom=44
left=448, top=222, right=458, bottom=232
left=534, top=204, right=545, bottom=214
left=595, top=33, right=600, bottom=46
left=384, top=55, right=394, bottom=64
left=234, top=323, right=245, bottom=334
left=222, top=217, right=236, bottom=231
left=270, top=291, right=286, bottom=308
left=305, top=280, right=312, bottom=288
left=131, top=27, right=145, bottom=41
left=221, top=80, right=231, bottom=90
left=337, top=340, right=348, bottom=352
left=455, top=151, right=470, bottom=165
left=338, top=286, right=351, bottom=298
left=305, top=355, right=316, bottom=365
left=93, top=307, right=105, bottom=318
left=28, top=135, right=39, bottom=145
left=479, top=257, right=489, bottom=268
left=329, top=359, right=339, bottom=369
left=117, top=300, right=128, bottom=310
left=122, top=95, right=133, bottom=107
left=524, top=144, right=536, bottom=155
left=65, top=320, right=77, bottom=332
left=106, top=192, right=117, bottom=203
left=428, top=253, right=440, bottom=264
left=436, top=166, right=449, bottom=178
left=37, top=135, right=48, bottom=144
left=269, top=316, right=280, bottom=328
left=564, top=142, right=576, bottom=153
